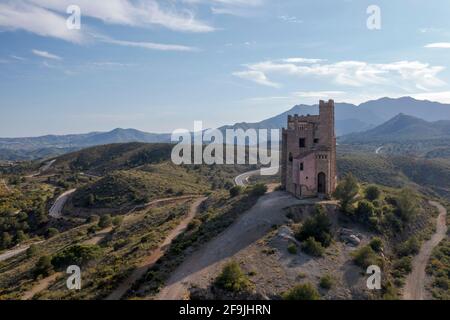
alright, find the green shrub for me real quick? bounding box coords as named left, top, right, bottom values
left=319, top=274, right=334, bottom=290
left=397, top=237, right=420, bottom=257
left=98, top=214, right=112, bottom=229
left=287, top=243, right=298, bottom=254
left=26, top=244, right=40, bottom=258
left=34, top=255, right=54, bottom=278
left=51, top=244, right=101, bottom=270
left=229, top=186, right=242, bottom=198
left=112, top=216, right=124, bottom=227
left=215, top=261, right=251, bottom=293
left=46, top=228, right=59, bottom=239
left=295, top=207, right=332, bottom=247
left=301, top=237, right=325, bottom=257
left=365, top=185, right=381, bottom=201
left=352, top=245, right=382, bottom=269
left=187, top=218, right=202, bottom=231
left=333, top=173, right=359, bottom=213
left=393, top=256, right=412, bottom=275
left=282, top=283, right=321, bottom=300
left=369, top=237, right=383, bottom=252
left=355, top=200, right=375, bottom=222
left=250, top=183, right=267, bottom=197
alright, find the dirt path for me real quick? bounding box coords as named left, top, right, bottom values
left=403, top=201, right=447, bottom=300
left=105, top=197, right=207, bottom=300
left=156, top=191, right=312, bottom=300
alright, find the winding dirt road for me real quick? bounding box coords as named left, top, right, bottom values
left=48, top=189, right=77, bottom=219
left=105, top=197, right=206, bottom=300
left=403, top=201, right=447, bottom=300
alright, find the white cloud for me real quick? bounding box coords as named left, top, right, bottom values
left=425, top=42, right=450, bottom=49
left=232, top=70, right=280, bottom=88
left=233, top=58, right=446, bottom=91
left=0, top=1, right=85, bottom=43
left=410, top=91, right=450, bottom=104
left=28, top=0, right=215, bottom=33
left=278, top=16, right=303, bottom=24
left=100, top=37, right=197, bottom=52
left=293, top=91, right=346, bottom=98
left=32, top=49, right=62, bottom=60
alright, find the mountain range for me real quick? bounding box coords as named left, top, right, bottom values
left=1, top=96, right=450, bottom=160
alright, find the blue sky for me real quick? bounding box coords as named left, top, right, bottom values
left=1, top=0, right=450, bottom=137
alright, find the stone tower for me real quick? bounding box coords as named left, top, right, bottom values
left=281, top=99, right=337, bottom=198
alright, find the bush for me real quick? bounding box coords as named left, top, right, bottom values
left=393, top=256, right=412, bottom=275
left=51, top=244, right=101, bottom=270
left=229, top=186, right=242, bottom=198
left=319, top=274, right=334, bottom=290
left=215, top=261, right=251, bottom=293
left=98, top=214, right=112, bottom=229
left=187, top=218, right=201, bottom=231
left=287, top=243, right=298, bottom=254
left=112, top=216, right=124, bottom=227
left=34, top=255, right=54, bottom=278
left=369, top=237, right=383, bottom=252
left=395, top=188, right=418, bottom=222
left=46, top=228, right=59, bottom=239
left=301, top=237, right=325, bottom=257
left=282, top=283, right=321, bottom=300
left=397, top=237, right=420, bottom=257
left=355, top=200, right=375, bottom=223
left=365, top=185, right=381, bottom=201
left=295, top=206, right=332, bottom=247
left=250, top=184, right=267, bottom=197
left=352, top=245, right=381, bottom=269
left=333, top=173, right=359, bottom=213
left=26, top=244, right=40, bottom=257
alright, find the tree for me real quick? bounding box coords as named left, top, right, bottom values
left=87, top=193, right=95, bottom=207
left=229, top=186, right=242, bottom=198
left=215, top=261, right=251, bottom=293
left=112, top=216, right=124, bottom=227
left=15, top=230, right=27, bottom=244
left=365, top=185, right=381, bottom=201
left=282, top=283, right=321, bottom=300
left=34, top=256, right=54, bottom=278
left=0, top=232, right=13, bottom=249
left=395, top=188, right=418, bottom=222
left=355, top=200, right=375, bottom=223
left=333, top=174, right=359, bottom=213
left=46, top=228, right=59, bottom=239
left=250, top=184, right=267, bottom=196
left=27, top=244, right=40, bottom=258
left=295, top=206, right=332, bottom=247
left=98, top=214, right=112, bottom=229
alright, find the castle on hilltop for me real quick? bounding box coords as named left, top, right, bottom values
left=281, top=100, right=337, bottom=198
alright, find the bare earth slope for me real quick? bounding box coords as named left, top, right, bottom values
left=157, top=191, right=310, bottom=300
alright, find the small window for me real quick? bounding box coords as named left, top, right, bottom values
left=300, top=163, right=304, bottom=171
left=288, top=152, right=293, bottom=162
left=299, top=138, right=306, bottom=148
left=314, top=138, right=319, bottom=144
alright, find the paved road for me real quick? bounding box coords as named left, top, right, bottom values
left=234, top=166, right=279, bottom=187
left=375, top=146, right=384, bottom=154
left=49, top=189, right=77, bottom=219
left=26, top=159, right=56, bottom=178
left=403, top=201, right=447, bottom=300
left=106, top=197, right=207, bottom=300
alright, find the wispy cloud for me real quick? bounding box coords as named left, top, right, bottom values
left=425, top=42, right=450, bottom=49
left=27, top=0, right=215, bottom=33
left=99, top=36, right=198, bottom=52
left=233, top=57, right=446, bottom=91
left=32, top=49, right=62, bottom=60
left=278, top=15, right=303, bottom=24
